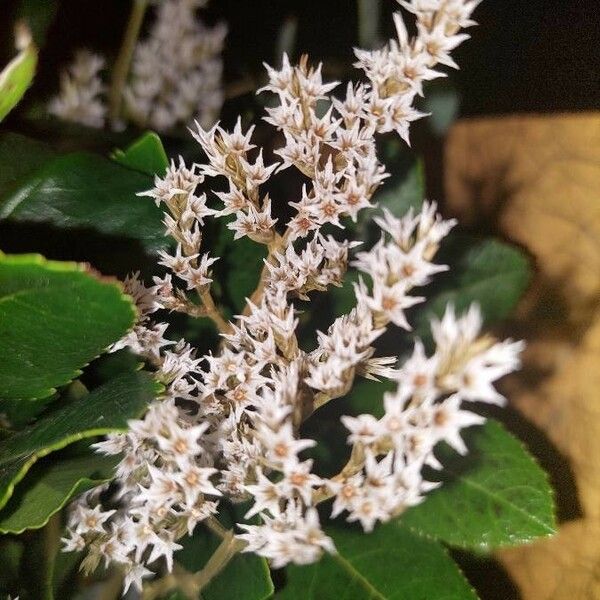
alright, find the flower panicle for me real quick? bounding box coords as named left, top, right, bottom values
left=64, top=1, right=517, bottom=592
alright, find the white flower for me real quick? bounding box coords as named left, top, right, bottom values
left=48, top=50, right=106, bottom=128
left=73, top=505, right=116, bottom=535
left=454, top=340, right=525, bottom=405
left=280, top=460, right=323, bottom=504
left=61, top=530, right=86, bottom=553
left=258, top=422, right=316, bottom=469
left=358, top=279, right=424, bottom=329
left=244, top=468, right=283, bottom=519
left=146, top=532, right=183, bottom=572
left=346, top=496, right=390, bottom=532
left=122, top=563, right=153, bottom=595
left=329, top=473, right=364, bottom=518
left=155, top=422, right=208, bottom=460
left=427, top=394, right=485, bottom=454
left=341, top=414, right=384, bottom=446
left=396, top=339, right=439, bottom=397
left=174, top=463, right=222, bottom=505
left=125, top=0, right=226, bottom=131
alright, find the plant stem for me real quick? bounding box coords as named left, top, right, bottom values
left=142, top=526, right=245, bottom=600
left=358, top=0, right=381, bottom=49
left=23, top=512, right=61, bottom=600
left=199, top=288, right=232, bottom=334
left=313, top=443, right=366, bottom=504
left=98, top=569, right=125, bottom=600
left=108, top=0, right=148, bottom=127
left=205, top=515, right=230, bottom=539
left=192, top=530, right=245, bottom=594
left=141, top=566, right=183, bottom=600
left=242, top=233, right=285, bottom=316
left=43, top=512, right=61, bottom=600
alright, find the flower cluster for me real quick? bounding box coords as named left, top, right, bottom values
left=125, top=0, right=226, bottom=131
left=48, top=50, right=106, bottom=128
left=62, top=274, right=224, bottom=593
left=49, top=0, right=225, bottom=132
left=65, top=0, right=521, bottom=593
left=334, top=303, right=523, bottom=531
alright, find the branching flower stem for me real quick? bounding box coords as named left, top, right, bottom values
left=243, top=233, right=286, bottom=316
left=199, top=287, right=231, bottom=334
left=142, top=520, right=245, bottom=600
left=108, top=0, right=149, bottom=127
left=156, top=443, right=366, bottom=597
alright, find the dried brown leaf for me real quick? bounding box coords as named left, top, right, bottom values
left=445, top=113, right=600, bottom=599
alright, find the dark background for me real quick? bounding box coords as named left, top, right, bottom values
left=2, top=0, right=598, bottom=116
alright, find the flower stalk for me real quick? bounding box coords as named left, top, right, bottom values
left=107, top=0, right=149, bottom=127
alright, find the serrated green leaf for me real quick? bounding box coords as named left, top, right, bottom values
left=0, top=40, right=37, bottom=122
left=0, top=382, right=88, bottom=430
left=112, top=131, right=169, bottom=176
left=0, top=153, right=166, bottom=251
left=0, top=371, right=158, bottom=510
left=0, top=451, right=117, bottom=534
left=0, top=254, right=136, bottom=401
left=0, top=394, right=58, bottom=429
left=400, top=420, right=556, bottom=551
left=414, top=239, right=531, bottom=337
left=278, top=522, right=477, bottom=599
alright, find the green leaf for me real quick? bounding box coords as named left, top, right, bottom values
left=0, top=254, right=136, bottom=401
left=371, top=156, right=424, bottom=218
left=354, top=147, right=423, bottom=242
left=0, top=153, right=166, bottom=251
left=0, top=39, right=37, bottom=122
left=214, top=223, right=267, bottom=313
left=0, top=451, right=117, bottom=534
left=177, top=509, right=274, bottom=600
left=342, top=377, right=395, bottom=419
left=227, top=239, right=268, bottom=312
left=0, top=382, right=89, bottom=430
left=330, top=269, right=359, bottom=317
left=423, top=80, right=460, bottom=136
left=415, top=239, right=531, bottom=336
left=278, top=522, right=477, bottom=599
left=112, top=131, right=169, bottom=176
left=0, top=132, right=55, bottom=197
left=0, top=371, right=158, bottom=510
left=87, top=349, right=143, bottom=384
left=0, top=394, right=58, bottom=429
left=400, top=420, right=556, bottom=551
